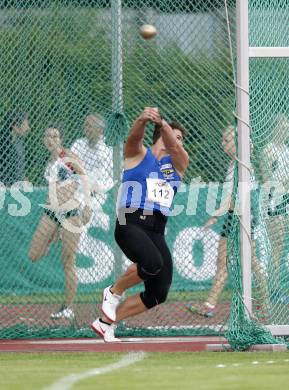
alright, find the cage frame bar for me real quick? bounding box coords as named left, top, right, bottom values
left=249, top=47, right=289, bottom=58
left=236, top=0, right=252, bottom=316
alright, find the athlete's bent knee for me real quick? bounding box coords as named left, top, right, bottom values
left=155, top=290, right=169, bottom=305
left=140, top=288, right=169, bottom=309
left=137, top=258, right=163, bottom=280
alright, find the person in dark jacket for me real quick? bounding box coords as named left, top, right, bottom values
left=0, top=110, right=30, bottom=186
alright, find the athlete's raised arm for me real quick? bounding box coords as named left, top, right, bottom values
left=125, top=107, right=160, bottom=159
left=159, top=120, right=189, bottom=177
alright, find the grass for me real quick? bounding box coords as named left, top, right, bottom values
left=1, top=351, right=289, bottom=390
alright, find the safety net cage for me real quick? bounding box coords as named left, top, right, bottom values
left=0, top=0, right=288, bottom=349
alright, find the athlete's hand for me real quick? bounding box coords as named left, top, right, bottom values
left=139, top=107, right=161, bottom=124
left=150, top=107, right=162, bottom=127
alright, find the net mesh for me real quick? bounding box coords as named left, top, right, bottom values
left=0, top=0, right=288, bottom=348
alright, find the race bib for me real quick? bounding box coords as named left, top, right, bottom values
left=146, top=178, right=174, bottom=208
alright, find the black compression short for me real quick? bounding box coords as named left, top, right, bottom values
left=44, top=208, right=80, bottom=226
left=115, top=208, right=173, bottom=309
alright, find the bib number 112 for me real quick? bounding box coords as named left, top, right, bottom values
left=146, top=178, right=174, bottom=208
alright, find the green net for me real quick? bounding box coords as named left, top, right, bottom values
left=248, top=2, right=289, bottom=337
left=225, top=0, right=289, bottom=349
left=0, top=0, right=288, bottom=348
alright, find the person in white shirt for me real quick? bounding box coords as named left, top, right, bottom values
left=70, top=114, right=114, bottom=242
left=187, top=126, right=269, bottom=317
left=71, top=114, right=113, bottom=193
left=260, top=114, right=289, bottom=298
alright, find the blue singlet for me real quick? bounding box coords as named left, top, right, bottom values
left=118, top=148, right=181, bottom=216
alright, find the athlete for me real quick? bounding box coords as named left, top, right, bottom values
left=89, top=107, right=189, bottom=342
left=187, top=126, right=269, bottom=318
left=29, top=127, right=91, bottom=320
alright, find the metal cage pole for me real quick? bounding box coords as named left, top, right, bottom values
left=111, top=0, right=123, bottom=114
left=111, top=0, right=124, bottom=278
left=236, top=0, right=252, bottom=316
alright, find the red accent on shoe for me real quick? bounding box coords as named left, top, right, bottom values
left=89, top=323, right=104, bottom=339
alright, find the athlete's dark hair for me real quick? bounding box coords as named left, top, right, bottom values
left=152, top=121, right=186, bottom=144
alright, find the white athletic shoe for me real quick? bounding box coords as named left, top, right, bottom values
left=50, top=306, right=75, bottom=320
left=102, top=285, right=122, bottom=322
left=90, top=318, right=120, bottom=343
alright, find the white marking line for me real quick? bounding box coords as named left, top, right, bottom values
left=28, top=336, right=225, bottom=345
left=42, top=352, right=146, bottom=390
left=217, top=359, right=289, bottom=369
